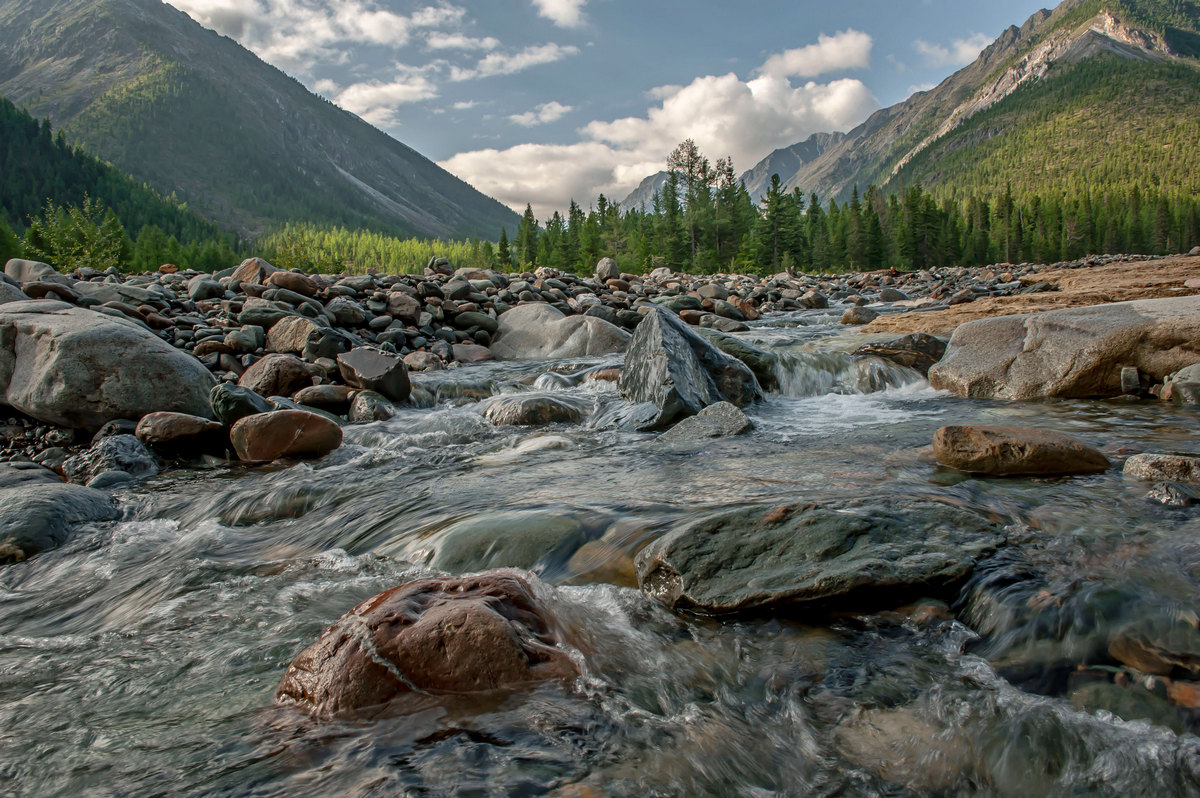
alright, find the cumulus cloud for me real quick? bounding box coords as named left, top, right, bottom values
left=451, top=43, right=580, bottom=80
left=913, top=33, right=992, bottom=68
left=532, top=0, right=587, bottom=28
left=426, top=31, right=499, bottom=50
left=441, top=41, right=880, bottom=217
left=452, top=100, right=479, bottom=110
left=335, top=71, right=439, bottom=126
left=759, top=30, right=873, bottom=78
left=509, top=101, right=574, bottom=126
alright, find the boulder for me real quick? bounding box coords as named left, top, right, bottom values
left=852, top=333, right=947, bottom=376
left=692, top=327, right=778, bottom=390
left=386, top=292, right=421, bottom=324
left=483, top=395, right=584, bottom=426
left=4, top=259, right=69, bottom=285
left=841, top=306, right=879, bottom=325
left=266, top=316, right=322, bottom=355
left=932, top=425, right=1110, bottom=476
left=0, top=465, right=119, bottom=563
left=348, top=390, right=396, bottom=423
left=337, top=348, right=410, bottom=403
left=1124, top=453, right=1200, bottom=484
left=210, top=383, right=272, bottom=427
left=238, top=354, right=318, bottom=398
left=238, top=297, right=295, bottom=329
left=658, top=402, right=752, bottom=443
left=0, top=282, right=30, bottom=306
left=619, top=306, right=760, bottom=430
left=453, top=311, right=499, bottom=334
left=324, top=296, right=368, bottom=326
left=135, top=412, right=225, bottom=452
left=490, top=304, right=630, bottom=360
left=266, top=270, right=318, bottom=297
left=71, top=281, right=153, bottom=306
left=929, top=297, right=1200, bottom=400
left=276, top=572, right=577, bottom=715
left=1161, top=363, right=1200, bottom=405
left=595, top=257, right=620, bottom=282
left=0, top=301, right=215, bottom=431
left=230, top=257, right=277, bottom=285
left=635, top=498, right=1003, bottom=613
left=452, top=343, right=494, bottom=363
left=61, top=434, right=159, bottom=485
left=187, top=275, right=224, bottom=301
left=294, top=384, right=354, bottom=411
left=229, top=409, right=342, bottom=462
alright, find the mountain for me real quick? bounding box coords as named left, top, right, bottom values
left=0, top=0, right=520, bottom=240
left=738, top=133, right=845, bottom=203
left=620, top=171, right=670, bottom=211
left=753, top=0, right=1200, bottom=203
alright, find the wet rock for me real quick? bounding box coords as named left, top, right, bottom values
left=229, top=409, right=343, bottom=462
left=691, top=328, right=778, bottom=391
left=619, top=306, right=760, bottom=431
left=451, top=342, right=495, bottom=363
left=932, top=425, right=1110, bottom=476
left=929, top=296, right=1200, bottom=400
left=294, top=384, right=355, bottom=411
left=337, top=348, right=410, bottom=402
left=852, top=333, right=947, bottom=376
left=238, top=354, right=318, bottom=398
left=635, top=498, right=1003, bottom=613
left=1145, top=481, right=1200, bottom=506
left=490, top=304, right=630, bottom=360
left=658, top=402, right=752, bottom=443
left=835, top=706, right=970, bottom=793
left=61, top=434, right=159, bottom=484
left=276, top=572, right=577, bottom=715
left=483, top=395, right=584, bottom=426
left=135, top=412, right=225, bottom=452
left=0, top=301, right=215, bottom=431
left=348, top=390, right=396, bottom=423
left=0, top=465, right=119, bottom=563
left=1069, top=682, right=1185, bottom=734
left=422, top=511, right=595, bottom=574
left=1110, top=618, right=1200, bottom=677
left=1124, top=453, right=1200, bottom=484
left=210, top=383, right=273, bottom=426
left=403, top=351, right=444, bottom=371
left=840, top=306, right=879, bottom=325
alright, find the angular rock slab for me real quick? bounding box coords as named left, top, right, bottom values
left=933, top=425, right=1110, bottom=476
left=929, top=296, right=1200, bottom=400
left=853, top=333, right=947, bottom=377
left=276, top=572, right=577, bottom=715
left=658, top=401, right=752, bottom=443
left=635, top=498, right=1004, bottom=613
left=0, top=465, right=119, bottom=563
left=619, top=306, right=760, bottom=430
left=490, top=304, right=630, bottom=360
left=338, top=348, right=411, bottom=402
left=229, top=409, right=342, bottom=462
left=0, top=301, right=216, bottom=431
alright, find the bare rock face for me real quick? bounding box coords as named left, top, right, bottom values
left=932, top=425, right=1110, bottom=476
left=929, top=297, right=1200, bottom=400
left=229, top=409, right=342, bottom=461
left=276, top=572, right=578, bottom=715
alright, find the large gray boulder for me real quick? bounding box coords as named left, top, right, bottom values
left=635, top=498, right=1004, bottom=614
left=619, top=306, right=760, bottom=430
left=0, top=464, right=119, bottom=563
left=0, top=301, right=217, bottom=431
left=929, top=297, right=1200, bottom=400
left=4, top=259, right=70, bottom=285
left=692, top=327, right=779, bottom=391
left=490, top=304, right=630, bottom=360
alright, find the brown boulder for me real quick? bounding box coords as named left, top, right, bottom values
left=229, top=409, right=342, bottom=462
left=275, top=572, right=577, bottom=715
left=933, top=425, right=1110, bottom=476
left=453, top=342, right=495, bottom=362
left=238, top=354, right=318, bottom=398
left=266, top=270, right=318, bottom=297
left=135, top=412, right=225, bottom=451
left=1123, top=453, right=1200, bottom=484
left=265, top=316, right=321, bottom=355
left=853, top=333, right=947, bottom=376
left=231, top=257, right=277, bottom=285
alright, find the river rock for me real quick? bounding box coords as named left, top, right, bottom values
left=4, top=259, right=69, bottom=285
left=490, top=304, right=630, bottom=360
left=210, top=383, right=273, bottom=426
left=483, top=395, right=584, bottom=426
left=0, top=465, right=119, bottom=563
left=635, top=498, right=1003, bottom=613
left=1161, top=364, right=1200, bottom=405
left=619, top=306, right=760, bottom=431
left=266, top=316, right=322, bottom=355
left=692, top=328, right=779, bottom=391
left=932, top=425, right=1110, bottom=476
left=230, top=257, right=277, bottom=285
left=348, top=390, right=395, bottom=423
left=294, top=384, right=355, bottom=411
left=0, top=301, right=216, bottom=431
left=1109, top=617, right=1200, bottom=677
left=852, top=333, right=947, bottom=376
left=238, top=354, right=318, bottom=398
left=187, top=275, right=224, bottom=301
left=0, top=282, right=30, bottom=305
left=422, top=511, right=595, bottom=574
left=929, top=296, right=1200, bottom=400
left=229, top=409, right=342, bottom=462
left=1123, top=453, right=1200, bottom=484
left=135, top=412, right=225, bottom=452
left=325, top=296, right=368, bottom=326
left=61, top=434, right=159, bottom=485
left=658, top=402, right=752, bottom=443
left=275, top=572, right=577, bottom=715
left=452, top=343, right=494, bottom=363
left=1145, top=481, right=1200, bottom=506
left=266, top=270, right=318, bottom=297
left=595, top=257, right=620, bottom=282
left=337, top=348, right=410, bottom=402
left=841, top=306, right=879, bottom=325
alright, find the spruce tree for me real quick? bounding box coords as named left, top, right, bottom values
left=497, top=227, right=512, bottom=270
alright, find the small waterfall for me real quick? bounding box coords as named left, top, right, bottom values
left=772, top=350, right=924, bottom=398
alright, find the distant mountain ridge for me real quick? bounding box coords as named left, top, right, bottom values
left=0, top=0, right=520, bottom=239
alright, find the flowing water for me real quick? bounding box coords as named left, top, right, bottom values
left=4, top=308, right=1200, bottom=796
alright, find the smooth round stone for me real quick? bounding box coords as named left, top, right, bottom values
left=210, top=383, right=272, bottom=427
left=933, top=425, right=1110, bottom=476
left=229, top=409, right=342, bottom=462
left=1124, top=453, right=1200, bottom=484
left=135, top=412, right=224, bottom=451
left=483, top=395, right=584, bottom=426
left=293, top=384, right=355, bottom=409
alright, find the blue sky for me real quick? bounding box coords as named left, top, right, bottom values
left=169, top=0, right=1052, bottom=217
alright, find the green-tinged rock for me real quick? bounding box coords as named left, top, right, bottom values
left=420, top=510, right=598, bottom=574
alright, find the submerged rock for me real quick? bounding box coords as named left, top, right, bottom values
left=483, top=395, right=584, bottom=427
left=619, top=306, right=760, bottom=431
left=276, top=572, right=578, bottom=715
left=635, top=498, right=1003, bottom=613
left=61, top=434, right=159, bottom=485
left=0, top=465, right=119, bottom=563
left=658, top=402, right=752, bottom=443
left=420, top=510, right=596, bottom=574
left=932, top=425, right=1110, bottom=476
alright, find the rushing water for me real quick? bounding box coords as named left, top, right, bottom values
left=4, top=307, right=1200, bottom=796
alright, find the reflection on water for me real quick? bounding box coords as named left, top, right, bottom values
left=3, top=314, right=1200, bottom=795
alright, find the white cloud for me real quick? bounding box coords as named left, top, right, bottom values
left=532, top=0, right=587, bottom=28
left=441, top=39, right=880, bottom=218
left=451, top=43, right=580, bottom=81
left=452, top=100, right=479, bottom=110
left=426, top=31, right=499, bottom=51
left=907, top=81, right=937, bottom=95
left=509, top=101, right=574, bottom=126
left=913, top=33, right=992, bottom=68
left=759, top=30, right=873, bottom=78
left=335, top=73, right=439, bottom=126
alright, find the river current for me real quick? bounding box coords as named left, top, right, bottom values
left=3, top=309, right=1200, bottom=796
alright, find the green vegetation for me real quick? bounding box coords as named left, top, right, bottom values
left=24, top=195, right=130, bottom=273
left=256, top=223, right=498, bottom=275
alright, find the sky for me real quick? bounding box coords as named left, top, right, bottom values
left=167, top=0, right=1053, bottom=219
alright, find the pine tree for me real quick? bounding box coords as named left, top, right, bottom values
left=497, top=227, right=512, bottom=270
left=516, top=204, right=539, bottom=268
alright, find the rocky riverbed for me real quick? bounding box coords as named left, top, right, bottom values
left=4, top=252, right=1200, bottom=795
